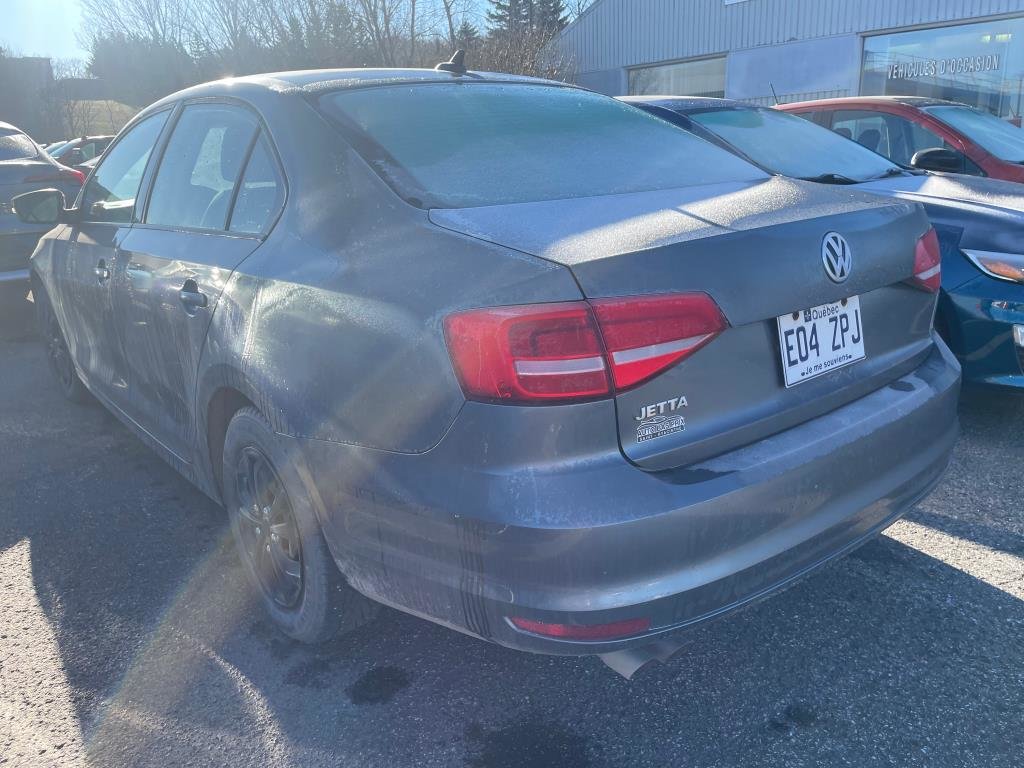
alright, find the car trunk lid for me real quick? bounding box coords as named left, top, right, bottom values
left=431, top=177, right=937, bottom=469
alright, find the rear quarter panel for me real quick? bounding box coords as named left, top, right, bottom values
left=196, top=92, right=582, bottom=466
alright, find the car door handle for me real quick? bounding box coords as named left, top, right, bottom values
left=94, top=260, right=110, bottom=281
left=179, top=281, right=208, bottom=310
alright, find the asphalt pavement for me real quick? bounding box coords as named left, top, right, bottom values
left=1, top=299, right=1022, bottom=767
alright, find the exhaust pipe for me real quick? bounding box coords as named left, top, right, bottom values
left=598, top=636, right=689, bottom=679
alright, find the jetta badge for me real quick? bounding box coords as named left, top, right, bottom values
left=822, top=232, right=852, bottom=283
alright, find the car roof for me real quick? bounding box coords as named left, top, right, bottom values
left=146, top=67, right=573, bottom=112
left=618, top=95, right=751, bottom=112
left=782, top=95, right=966, bottom=110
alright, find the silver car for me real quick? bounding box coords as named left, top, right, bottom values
left=15, top=68, right=960, bottom=662
left=0, top=121, right=83, bottom=302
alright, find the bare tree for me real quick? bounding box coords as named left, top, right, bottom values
left=49, top=59, right=93, bottom=137
left=81, top=0, right=196, bottom=46
left=51, top=58, right=89, bottom=80
left=478, top=24, right=571, bottom=79
left=408, top=0, right=416, bottom=64
left=59, top=98, right=92, bottom=137
left=566, top=0, right=593, bottom=19
left=188, top=0, right=261, bottom=52
left=437, top=0, right=461, bottom=50
left=351, top=0, right=404, bottom=66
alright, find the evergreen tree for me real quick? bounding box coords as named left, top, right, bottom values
left=486, top=0, right=531, bottom=34
left=456, top=20, right=482, bottom=50
left=487, top=0, right=567, bottom=35
left=533, top=0, right=568, bottom=34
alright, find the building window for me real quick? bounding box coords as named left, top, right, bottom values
left=628, top=57, right=726, bottom=98
left=863, top=17, right=1024, bottom=118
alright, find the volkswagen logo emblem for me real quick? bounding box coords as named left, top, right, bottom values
left=822, top=232, right=852, bottom=283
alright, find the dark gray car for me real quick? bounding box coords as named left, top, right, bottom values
left=15, top=69, right=960, bottom=661
left=0, top=121, right=83, bottom=302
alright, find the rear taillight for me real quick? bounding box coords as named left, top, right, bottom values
left=444, top=302, right=610, bottom=403
left=908, top=228, right=941, bottom=293
left=444, top=293, right=729, bottom=404
left=590, top=293, right=728, bottom=389
left=23, top=167, right=85, bottom=185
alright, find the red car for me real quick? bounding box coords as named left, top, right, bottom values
left=780, top=96, right=1024, bottom=184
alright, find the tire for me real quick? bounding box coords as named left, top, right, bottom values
left=222, top=406, right=378, bottom=642
left=35, top=288, right=90, bottom=404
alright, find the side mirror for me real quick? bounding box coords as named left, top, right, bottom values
left=11, top=188, right=69, bottom=225
left=910, top=147, right=966, bottom=174
left=64, top=148, right=84, bottom=165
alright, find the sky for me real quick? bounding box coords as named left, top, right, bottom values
left=0, top=0, right=91, bottom=61
left=0, top=0, right=540, bottom=64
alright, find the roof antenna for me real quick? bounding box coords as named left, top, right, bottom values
left=435, top=49, right=467, bottom=75
left=769, top=82, right=780, bottom=106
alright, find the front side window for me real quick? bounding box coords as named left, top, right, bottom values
left=81, top=111, right=169, bottom=224
left=925, top=105, right=1024, bottom=163
left=146, top=104, right=258, bottom=230
left=318, top=83, right=764, bottom=209
left=902, top=118, right=951, bottom=158
left=829, top=109, right=983, bottom=174
left=688, top=107, right=898, bottom=181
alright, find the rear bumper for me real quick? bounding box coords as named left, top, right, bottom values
left=298, top=338, right=960, bottom=655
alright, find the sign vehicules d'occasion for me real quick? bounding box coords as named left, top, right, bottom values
left=887, top=54, right=1002, bottom=81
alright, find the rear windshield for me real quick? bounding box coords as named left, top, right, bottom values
left=318, top=83, right=765, bottom=208
left=687, top=107, right=899, bottom=181
left=925, top=105, right=1024, bottom=163
left=0, top=131, right=39, bottom=162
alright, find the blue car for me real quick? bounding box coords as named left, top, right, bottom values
left=624, top=96, right=1024, bottom=390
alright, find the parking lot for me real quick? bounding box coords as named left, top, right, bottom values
left=1, top=300, right=1022, bottom=768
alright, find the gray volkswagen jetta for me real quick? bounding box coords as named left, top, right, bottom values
left=14, top=67, right=960, bottom=659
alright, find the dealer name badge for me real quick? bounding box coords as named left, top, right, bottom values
left=635, top=396, right=688, bottom=443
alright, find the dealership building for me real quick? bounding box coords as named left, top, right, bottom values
left=557, top=0, right=1024, bottom=117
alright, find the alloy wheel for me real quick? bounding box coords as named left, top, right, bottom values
left=233, top=446, right=304, bottom=608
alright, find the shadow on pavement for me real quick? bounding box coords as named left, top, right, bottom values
left=1, top=338, right=1021, bottom=767
left=0, top=290, right=34, bottom=342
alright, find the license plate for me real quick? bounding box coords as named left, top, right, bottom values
left=777, top=296, right=865, bottom=387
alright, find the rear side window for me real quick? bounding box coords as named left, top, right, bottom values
left=0, top=131, right=38, bottom=161
left=318, top=83, right=764, bottom=208
left=146, top=104, right=258, bottom=230
left=81, top=111, right=169, bottom=224
left=229, top=134, right=284, bottom=235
